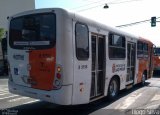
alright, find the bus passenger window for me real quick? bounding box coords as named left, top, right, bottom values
left=154, top=48, right=160, bottom=56
left=137, top=41, right=143, bottom=58
left=75, top=23, right=89, bottom=60
left=109, top=33, right=126, bottom=59
left=143, top=43, right=148, bottom=58
left=137, top=41, right=148, bottom=58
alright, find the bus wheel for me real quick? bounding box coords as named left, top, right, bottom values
left=141, top=73, right=146, bottom=86
left=108, top=77, right=119, bottom=100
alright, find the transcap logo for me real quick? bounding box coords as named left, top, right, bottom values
left=112, top=64, right=125, bottom=73
left=13, top=54, right=24, bottom=60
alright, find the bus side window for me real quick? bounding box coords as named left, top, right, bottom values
left=75, top=22, right=89, bottom=60
left=137, top=41, right=148, bottom=59
left=154, top=48, right=160, bottom=56
left=143, top=43, right=148, bottom=58
left=137, top=41, right=143, bottom=58
left=108, top=33, right=126, bottom=59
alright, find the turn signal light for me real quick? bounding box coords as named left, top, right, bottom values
left=57, top=67, right=61, bottom=72
left=53, top=65, right=63, bottom=89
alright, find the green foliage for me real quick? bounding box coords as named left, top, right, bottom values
left=0, top=28, right=5, bottom=42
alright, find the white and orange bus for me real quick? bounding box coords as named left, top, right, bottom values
left=8, top=8, right=154, bottom=105
left=153, top=47, right=160, bottom=75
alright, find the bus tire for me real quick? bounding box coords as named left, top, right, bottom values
left=108, top=77, right=119, bottom=100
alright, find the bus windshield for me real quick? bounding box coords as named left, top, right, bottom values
left=9, top=13, right=56, bottom=50
left=154, top=48, right=160, bottom=56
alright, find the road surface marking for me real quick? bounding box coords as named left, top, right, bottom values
left=23, top=100, right=39, bottom=104
left=0, top=85, right=8, bottom=86
left=0, top=92, right=10, bottom=96
left=0, top=90, right=9, bottom=94
left=145, top=104, right=160, bottom=109
left=115, top=92, right=142, bottom=109
left=151, top=94, right=160, bottom=101
left=0, top=88, right=9, bottom=91
left=8, top=97, right=29, bottom=102
left=0, top=95, right=19, bottom=100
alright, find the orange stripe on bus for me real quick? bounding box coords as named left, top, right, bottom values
left=29, top=48, right=56, bottom=90
left=137, top=60, right=148, bottom=83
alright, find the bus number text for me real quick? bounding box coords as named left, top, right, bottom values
left=78, top=65, right=88, bottom=70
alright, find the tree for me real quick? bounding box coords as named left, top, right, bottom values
left=0, top=28, right=5, bottom=42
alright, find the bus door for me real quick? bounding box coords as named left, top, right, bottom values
left=90, top=34, right=105, bottom=99
left=126, top=42, right=136, bottom=85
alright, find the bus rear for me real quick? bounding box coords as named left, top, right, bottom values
left=8, top=9, right=73, bottom=105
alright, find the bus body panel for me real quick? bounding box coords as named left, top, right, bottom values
left=29, top=48, right=56, bottom=90
left=8, top=13, right=57, bottom=91
left=9, top=81, right=72, bottom=105
left=8, top=48, right=31, bottom=87
left=135, top=59, right=139, bottom=84
left=153, top=47, right=160, bottom=71
left=56, top=10, right=74, bottom=86
left=154, top=56, right=160, bottom=70
left=8, top=47, right=56, bottom=90
left=137, top=59, right=147, bottom=83
left=106, top=59, right=127, bottom=90
left=137, top=39, right=153, bottom=83
left=8, top=9, right=74, bottom=105
left=71, top=20, right=91, bottom=104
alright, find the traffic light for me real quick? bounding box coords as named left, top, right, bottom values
left=151, top=16, right=156, bottom=27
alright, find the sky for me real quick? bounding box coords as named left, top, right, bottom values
left=35, top=0, right=160, bottom=46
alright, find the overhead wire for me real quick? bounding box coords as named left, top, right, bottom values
left=116, top=17, right=160, bottom=28
left=74, top=0, right=143, bottom=12
left=70, top=0, right=106, bottom=10
left=70, top=0, right=119, bottom=10
left=69, top=0, right=158, bottom=28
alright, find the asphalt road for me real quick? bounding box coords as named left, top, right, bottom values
left=0, top=77, right=40, bottom=109
left=1, top=76, right=160, bottom=115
